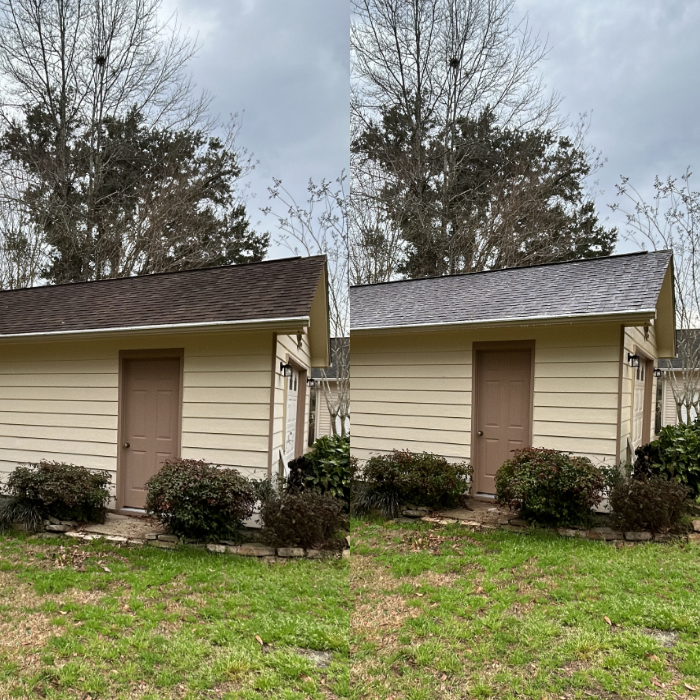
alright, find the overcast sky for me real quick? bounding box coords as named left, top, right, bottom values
left=517, top=0, right=700, bottom=251
left=163, top=0, right=699, bottom=257
left=160, top=0, right=350, bottom=258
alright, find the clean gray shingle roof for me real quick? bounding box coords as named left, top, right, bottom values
left=351, top=251, right=672, bottom=330
left=0, top=255, right=326, bottom=337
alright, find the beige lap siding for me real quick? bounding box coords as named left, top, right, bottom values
left=350, top=322, right=622, bottom=467
left=0, top=330, right=277, bottom=499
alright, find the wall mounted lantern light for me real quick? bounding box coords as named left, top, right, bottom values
left=306, top=377, right=315, bottom=388
left=279, top=362, right=293, bottom=378
left=627, top=353, right=640, bottom=368
left=653, top=367, right=662, bottom=378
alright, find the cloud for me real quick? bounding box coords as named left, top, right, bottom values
left=161, top=0, right=350, bottom=257
left=518, top=0, right=700, bottom=250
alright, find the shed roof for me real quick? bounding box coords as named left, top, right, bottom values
left=351, top=251, right=673, bottom=331
left=0, top=255, right=327, bottom=338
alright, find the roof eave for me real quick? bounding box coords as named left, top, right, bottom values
left=351, top=309, right=658, bottom=335
left=0, top=316, right=311, bottom=343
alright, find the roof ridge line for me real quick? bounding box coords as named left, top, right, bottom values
left=350, top=250, right=671, bottom=290
left=0, top=254, right=326, bottom=296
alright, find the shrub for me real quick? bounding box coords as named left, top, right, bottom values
left=286, top=434, right=356, bottom=504
left=258, top=487, right=346, bottom=548
left=609, top=467, right=690, bottom=532
left=495, top=448, right=604, bottom=527
left=146, top=459, right=256, bottom=540
left=1, top=461, right=111, bottom=524
left=0, top=496, right=44, bottom=533
left=355, top=450, right=472, bottom=517
left=638, top=420, right=700, bottom=496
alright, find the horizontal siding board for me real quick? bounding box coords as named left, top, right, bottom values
left=533, top=435, right=617, bottom=455
left=182, top=417, right=270, bottom=436
left=351, top=401, right=470, bottom=419
left=182, top=403, right=270, bottom=420
left=184, top=355, right=270, bottom=373
left=533, top=420, right=617, bottom=440
left=533, top=406, right=618, bottom=424
left=0, top=399, right=118, bottom=415
left=182, top=387, right=270, bottom=405
left=351, top=436, right=468, bottom=459
left=351, top=389, right=470, bottom=404
left=183, top=371, right=271, bottom=389
left=183, top=432, right=269, bottom=452
left=351, top=377, right=469, bottom=392
left=351, top=364, right=471, bottom=379
left=0, top=411, right=117, bottom=429
left=354, top=413, right=468, bottom=431
left=0, top=373, right=117, bottom=388
left=354, top=424, right=468, bottom=445
left=180, top=447, right=268, bottom=469
left=534, top=362, right=619, bottom=378
left=534, top=394, right=619, bottom=410
left=0, top=424, right=116, bottom=443
left=0, top=435, right=116, bottom=457
left=351, top=351, right=468, bottom=366
left=535, top=346, right=619, bottom=363
left=0, top=386, right=116, bottom=401
left=534, top=377, right=618, bottom=394
left=0, top=448, right=115, bottom=470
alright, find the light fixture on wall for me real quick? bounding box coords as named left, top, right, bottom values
left=627, top=353, right=640, bottom=368
left=306, top=377, right=315, bottom=388
left=653, top=367, right=662, bottom=378
left=279, top=362, right=293, bottom=377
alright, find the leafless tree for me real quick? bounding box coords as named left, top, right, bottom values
left=612, top=170, right=700, bottom=423
left=351, top=0, right=566, bottom=280
left=0, top=0, right=261, bottom=285
left=263, top=175, right=350, bottom=437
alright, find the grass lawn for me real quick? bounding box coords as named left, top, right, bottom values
left=0, top=533, right=351, bottom=699
left=351, top=517, right=700, bottom=700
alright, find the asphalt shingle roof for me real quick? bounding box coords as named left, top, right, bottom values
left=351, top=251, right=672, bottom=330
left=0, top=256, right=326, bottom=337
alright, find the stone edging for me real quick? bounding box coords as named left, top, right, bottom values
left=419, top=514, right=700, bottom=544
left=24, top=519, right=350, bottom=561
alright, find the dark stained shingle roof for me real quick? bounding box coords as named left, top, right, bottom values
left=0, top=256, right=326, bottom=337
left=351, top=251, right=673, bottom=330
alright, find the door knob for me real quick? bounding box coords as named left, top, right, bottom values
left=123, top=442, right=130, bottom=448
left=477, top=431, right=483, bottom=436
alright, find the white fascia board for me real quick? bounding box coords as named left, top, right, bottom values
left=351, top=309, right=657, bottom=335
left=0, top=316, right=311, bottom=341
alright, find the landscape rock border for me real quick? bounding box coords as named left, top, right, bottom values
left=413, top=513, right=699, bottom=544
left=13, top=519, right=350, bottom=561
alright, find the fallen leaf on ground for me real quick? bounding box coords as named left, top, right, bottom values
left=255, top=635, right=263, bottom=646
left=603, top=616, right=612, bottom=626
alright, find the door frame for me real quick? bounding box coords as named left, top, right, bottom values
left=470, top=340, right=535, bottom=496
left=284, top=352, right=308, bottom=463
left=632, top=345, right=655, bottom=445
left=116, top=348, right=184, bottom=512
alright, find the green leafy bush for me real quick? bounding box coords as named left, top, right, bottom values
left=286, top=434, right=356, bottom=504
left=1, top=461, right=111, bottom=525
left=258, top=487, right=346, bottom=548
left=146, top=459, right=255, bottom=540
left=608, top=467, right=690, bottom=532
left=637, top=420, right=700, bottom=496
left=355, top=450, right=472, bottom=517
left=495, top=448, right=604, bottom=527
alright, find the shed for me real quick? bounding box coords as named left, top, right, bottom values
left=350, top=251, right=675, bottom=496
left=0, top=255, right=329, bottom=511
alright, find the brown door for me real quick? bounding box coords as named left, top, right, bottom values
left=121, top=357, right=181, bottom=509
left=474, top=348, right=532, bottom=495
